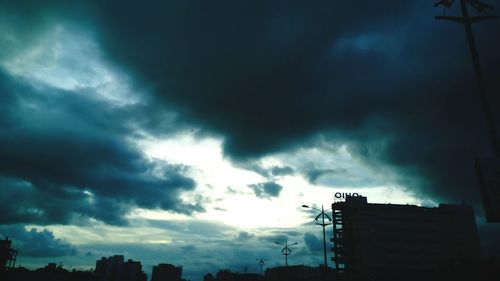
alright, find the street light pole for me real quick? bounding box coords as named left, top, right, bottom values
left=275, top=241, right=297, bottom=267
left=302, top=205, right=332, bottom=268
left=256, top=258, right=266, bottom=275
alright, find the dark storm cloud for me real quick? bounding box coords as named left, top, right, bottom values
left=87, top=0, right=418, bottom=155
left=0, top=225, right=76, bottom=257
left=248, top=182, right=283, bottom=199
left=2, top=0, right=500, bottom=235
left=75, top=0, right=499, bottom=206
left=0, top=68, right=200, bottom=225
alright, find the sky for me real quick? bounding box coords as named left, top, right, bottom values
left=1, top=1, right=500, bottom=280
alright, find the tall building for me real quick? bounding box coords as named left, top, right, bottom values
left=96, top=255, right=124, bottom=281
left=151, top=263, right=182, bottom=281
left=123, top=259, right=147, bottom=281
left=331, top=196, right=481, bottom=279
left=95, top=255, right=146, bottom=281
left=0, top=237, right=17, bottom=271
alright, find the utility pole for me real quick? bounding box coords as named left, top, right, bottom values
left=435, top=0, right=500, bottom=223
left=435, top=0, right=498, bottom=156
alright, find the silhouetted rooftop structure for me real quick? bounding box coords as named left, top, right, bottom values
left=95, top=255, right=146, bottom=281
left=0, top=237, right=17, bottom=271
left=212, top=269, right=264, bottom=281
left=331, top=196, right=481, bottom=280
left=3, top=263, right=97, bottom=281
left=151, top=263, right=182, bottom=281
left=265, top=265, right=335, bottom=281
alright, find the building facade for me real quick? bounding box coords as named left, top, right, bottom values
left=331, top=196, right=481, bottom=279
left=265, top=265, right=335, bottom=281
left=95, top=255, right=146, bottom=281
left=0, top=237, right=17, bottom=271
left=151, top=263, right=182, bottom=281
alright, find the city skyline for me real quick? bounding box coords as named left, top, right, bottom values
left=1, top=1, right=500, bottom=281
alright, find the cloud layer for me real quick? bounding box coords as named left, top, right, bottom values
left=0, top=63, right=199, bottom=225
left=0, top=225, right=76, bottom=257
left=87, top=0, right=500, bottom=205
left=1, top=2, right=500, bottom=278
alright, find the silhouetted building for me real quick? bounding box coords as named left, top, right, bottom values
left=123, top=259, right=147, bottom=281
left=151, top=263, right=182, bottom=281
left=96, top=255, right=124, bottom=281
left=4, top=264, right=98, bottom=281
left=212, top=269, right=264, bottom=281
left=0, top=237, right=17, bottom=271
left=265, top=265, right=334, bottom=281
left=331, top=196, right=481, bottom=280
left=95, top=255, right=146, bottom=281
left=204, top=273, right=215, bottom=281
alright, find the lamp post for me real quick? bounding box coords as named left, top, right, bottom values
left=256, top=258, right=266, bottom=275
left=302, top=204, right=332, bottom=268
left=274, top=241, right=297, bottom=267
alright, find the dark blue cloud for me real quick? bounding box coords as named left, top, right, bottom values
left=0, top=225, right=76, bottom=257
left=305, top=169, right=344, bottom=184
left=248, top=182, right=283, bottom=199
left=270, top=166, right=295, bottom=177
left=303, top=233, right=322, bottom=253
left=1, top=0, right=500, bottom=259
left=2, top=0, right=499, bottom=218
left=236, top=232, right=255, bottom=242
left=0, top=68, right=200, bottom=226
left=78, top=0, right=500, bottom=207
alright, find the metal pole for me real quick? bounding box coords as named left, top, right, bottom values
left=259, top=259, right=264, bottom=275
left=436, top=0, right=499, bottom=156
left=460, top=0, right=500, bottom=157
left=285, top=242, right=288, bottom=267
left=321, top=205, right=328, bottom=268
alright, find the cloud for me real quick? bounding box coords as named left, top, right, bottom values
left=305, top=169, right=344, bottom=184
left=144, top=219, right=233, bottom=239
left=77, top=0, right=499, bottom=206
left=0, top=66, right=200, bottom=225
left=236, top=231, right=255, bottom=242
left=270, top=166, right=295, bottom=177
left=257, top=229, right=302, bottom=245
left=1, top=1, right=500, bottom=266
left=0, top=225, right=76, bottom=257
left=2, top=0, right=499, bottom=221
left=248, top=182, right=283, bottom=199
left=303, top=233, right=322, bottom=253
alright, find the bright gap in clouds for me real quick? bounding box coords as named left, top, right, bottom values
left=138, top=133, right=423, bottom=230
